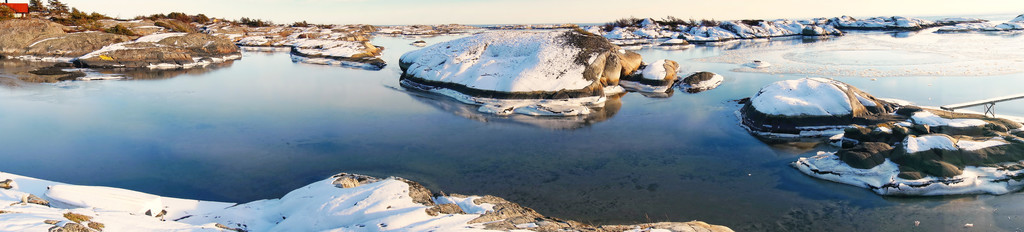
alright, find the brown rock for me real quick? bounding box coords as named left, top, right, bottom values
left=27, top=194, right=50, bottom=206
left=424, top=203, right=464, bottom=216
left=0, top=179, right=12, bottom=189
left=396, top=177, right=435, bottom=205
left=0, top=19, right=66, bottom=57
left=48, top=222, right=93, bottom=232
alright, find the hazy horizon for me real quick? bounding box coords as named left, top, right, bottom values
left=42, top=0, right=1024, bottom=25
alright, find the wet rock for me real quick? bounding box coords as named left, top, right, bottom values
left=837, top=142, right=892, bottom=169
left=424, top=203, right=464, bottom=216
left=21, top=66, right=86, bottom=82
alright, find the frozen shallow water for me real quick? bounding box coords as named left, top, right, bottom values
left=697, top=30, right=1024, bottom=77
left=2, top=23, right=1024, bottom=231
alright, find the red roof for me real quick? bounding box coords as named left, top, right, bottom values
left=1, top=3, right=29, bottom=13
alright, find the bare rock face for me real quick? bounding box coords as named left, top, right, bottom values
left=47, top=222, right=94, bottom=232
left=74, top=33, right=240, bottom=69
left=424, top=203, right=464, bottom=216
left=0, top=19, right=67, bottom=58
left=25, top=32, right=132, bottom=58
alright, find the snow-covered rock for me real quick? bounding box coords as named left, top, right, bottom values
left=739, top=78, right=898, bottom=137
left=677, top=71, right=724, bottom=93
left=619, top=59, right=680, bottom=93
left=794, top=150, right=1024, bottom=196
left=935, top=14, right=1024, bottom=32
left=0, top=171, right=733, bottom=231
left=399, top=30, right=643, bottom=116
left=828, top=15, right=938, bottom=30
left=290, top=39, right=385, bottom=70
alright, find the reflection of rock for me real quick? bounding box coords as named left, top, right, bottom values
left=108, top=59, right=236, bottom=80
left=677, top=71, right=723, bottom=93
left=399, top=29, right=641, bottom=116
left=404, top=88, right=623, bottom=130
left=21, top=66, right=86, bottom=82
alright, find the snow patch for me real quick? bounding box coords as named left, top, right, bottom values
left=750, top=78, right=853, bottom=116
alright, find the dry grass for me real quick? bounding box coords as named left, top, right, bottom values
left=63, top=212, right=92, bottom=223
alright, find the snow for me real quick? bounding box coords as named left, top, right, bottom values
left=400, top=31, right=591, bottom=93
left=640, top=59, right=671, bottom=80
left=957, top=138, right=1009, bottom=151
left=794, top=152, right=1024, bottom=195
left=750, top=78, right=853, bottom=116
left=910, top=111, right=988, bottom=127
left=0, top=171, right=500, bottom=231
left=135, top=33, right=187, bottom=43
left=46, top=185, right=163, bottom=215
left=904, top=135, right=958, bottom=153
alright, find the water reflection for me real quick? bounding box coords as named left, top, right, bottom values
left=401, top=87, right=623, bottom=130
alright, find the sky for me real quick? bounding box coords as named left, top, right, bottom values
left=54, top=0, right=1024, bottom=25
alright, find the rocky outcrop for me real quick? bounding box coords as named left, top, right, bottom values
left=936, top=14, right=1024, bottom=33
left=746, top=79, right=1024, bottom=195
left=826, top=16, right=982, bottom=31
left=74, top=33, right=240, bottom=69
left=739, top=78, right=901, bottom=137
left=289, top=39, right=385, bottom=70
left=0, top=19, right=67, bottom=58
left=24, top=32, right=132, bottom=58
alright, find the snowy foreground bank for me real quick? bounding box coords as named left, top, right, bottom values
left=0, top=172, right=731, bottom=232
left=738, top=78, right=1024, bottom=196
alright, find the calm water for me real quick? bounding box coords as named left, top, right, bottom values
left=3, top=30, right=1024, bottom=231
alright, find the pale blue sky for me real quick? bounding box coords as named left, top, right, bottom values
left=57, top=0, right=1024, bottom=25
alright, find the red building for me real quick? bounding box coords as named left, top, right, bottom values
left=0, top=2, right=29, bottom=18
